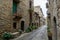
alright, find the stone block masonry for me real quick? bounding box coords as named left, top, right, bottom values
left=0, top=0, right=13, bottom=35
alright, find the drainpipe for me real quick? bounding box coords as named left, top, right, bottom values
left=29, top=0, right=32, bottom=26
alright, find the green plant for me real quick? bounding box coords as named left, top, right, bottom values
left=32, top=26, right=37, bottom=29
left=47, top=26, right=50, bottom=32
left=25, top=27, right=32, bottom=33
left=25, top=25, right=37, bottom=33
left=18, top=29, right=22, bottom=34
left=2, top=32, right=13, bottom=40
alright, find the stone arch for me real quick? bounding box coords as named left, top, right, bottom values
left=53, top=17, right=56, bottom=24
left=53, top=16, right=57, bottom=40
left=21, top=21, right=25, bottom=31
left=20, top=19, right=25, bottom=31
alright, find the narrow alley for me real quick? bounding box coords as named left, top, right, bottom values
left=13, top=25, right=48, bottom=40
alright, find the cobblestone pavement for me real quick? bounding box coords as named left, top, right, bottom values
left=13, top=25, right=48, bottom=40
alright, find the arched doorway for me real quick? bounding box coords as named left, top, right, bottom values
left=53, top=17, right=56, bottom=25
left=53, top=17, right=57, bottom=40
left=48, top=35, right=52, bottom=40
left=21, top=21, right=24, bottom=31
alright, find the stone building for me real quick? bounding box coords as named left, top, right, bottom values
left=33, top=6, right=44, bottom=27
left=0, top=0, right=13, bottom=34
left=0, top=0, right=34, bottom=35
left=13, top=0, right=32, bottom=32
left=46, top=0, right=60, bottom=40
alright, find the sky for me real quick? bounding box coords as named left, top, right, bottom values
left=34, top=0, right=47, bottom=17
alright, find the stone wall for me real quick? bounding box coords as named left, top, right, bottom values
left=16, top=0, right=30, bottom=30
left=0, top=0, right=34, bottom=34
left=34, top=6, right=44, bottom=27
left=0, top=0, right=13, bottom=34
left=47, top=0, right=60, bottom=40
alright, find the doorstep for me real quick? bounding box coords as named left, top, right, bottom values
left=11, top=33, right=30, bottom=40
left=11, top=28, right=39, bottom=40
left=11, top=30, right=37, bottom=40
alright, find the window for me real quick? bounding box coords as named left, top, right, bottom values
left=13, top=22, right=17, bottom=29
left=13, top=0, right=18, bottom=14
left=29, top=0, right=32, bottom=8
left=13, top=2, right=17, bottom=13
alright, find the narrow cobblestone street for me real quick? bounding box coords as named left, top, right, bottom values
left=13, top=25, right=48, bottom=40
left=1, top=0, right=60, bottom=40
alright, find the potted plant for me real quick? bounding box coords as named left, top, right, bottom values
left=2, top=32, right=13, bottom=40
